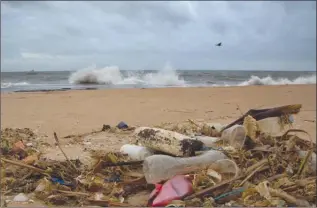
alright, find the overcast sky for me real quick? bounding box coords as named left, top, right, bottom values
left=1, top=1, right=316, bottom=71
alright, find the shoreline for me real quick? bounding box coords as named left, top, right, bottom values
left=1, top=83, right=316, bottom=94
left=1, top=84, right=316, bottom=141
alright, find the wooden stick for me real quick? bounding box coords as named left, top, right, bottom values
left=102, top=160, right=143, bottom=167
left=53, top=132, right=78, bottom=172
left=188, top=119, right=200, bottom=127
left=267, top=173, right=286, bottom=182
left=296, top=150, right=312, bottom=178
left=54, top=190, right=90, bottom=197
left=239, top=164, right=268, bottom=186
left=269, top=187, right=310, bottom=207
left=1, top=158, right=46, bottom=174
left=245, top=159, right=268, bottom=175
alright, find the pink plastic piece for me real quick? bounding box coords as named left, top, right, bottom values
left=151, top=175, right=193, bottom=207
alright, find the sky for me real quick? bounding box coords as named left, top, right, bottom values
left=1, top=1, right=316, bottom=71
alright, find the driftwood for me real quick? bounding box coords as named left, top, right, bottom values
left=221, top=104, right=302, bottom=132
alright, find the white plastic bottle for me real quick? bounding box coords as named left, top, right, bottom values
left=194, top=136, right=221, bottom=148
left=143, top=150, right=228, bottom=184
left=120, top=144, right=155, bottom=160
left=221, top=125, right=246, bottom=148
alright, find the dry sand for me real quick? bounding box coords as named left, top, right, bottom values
left=1, top=84, right=316, bottom=141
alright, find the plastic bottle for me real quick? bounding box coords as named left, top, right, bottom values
left=194, top=136, right=221, bottom=148
left=221, top=125, right=246, bottom=149
left=257, top=116, right=292, bottom=136
left=120, top=144, right=154, bottom=160
left=143, top=150, right=227, bottom=184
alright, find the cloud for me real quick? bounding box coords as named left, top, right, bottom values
left=1, top=1, right=316, bottom=71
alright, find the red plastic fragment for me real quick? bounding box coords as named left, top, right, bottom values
left=151, top=175, right=193, bottom=207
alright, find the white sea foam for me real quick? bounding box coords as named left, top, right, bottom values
left=1, top=82, right=29, bottom=88
left=68, top=64, right=186, bottom=86
left=238, top=75, right=316, bottom=86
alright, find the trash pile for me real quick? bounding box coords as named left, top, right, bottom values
left=1, top=104, right=316, bottom=207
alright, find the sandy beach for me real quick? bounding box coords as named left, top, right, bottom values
left=1, top=84, right=316, bottom=140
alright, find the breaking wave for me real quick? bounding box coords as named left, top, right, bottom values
left=68, top=64, right=186, bottom=86
left=1, top=82, right=29, bottom=88
left=238, top=75, right=316, bottom=86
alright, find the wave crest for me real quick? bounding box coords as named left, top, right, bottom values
left=1, top=82, right=29, bottom=88
left=238, top=75, right=316, bottom=86
left=68, top=64, right=186, bottom=86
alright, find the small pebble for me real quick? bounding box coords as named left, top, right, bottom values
left=13, top=193, right=29, bottom=202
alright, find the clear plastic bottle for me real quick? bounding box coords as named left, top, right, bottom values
left=120, top=144, right=154, bottom=160
left=221, top=125, right=246, bottom=148
left=143, top=150, right=227, bottom=184
left=257, top=117, right=291, bottom=136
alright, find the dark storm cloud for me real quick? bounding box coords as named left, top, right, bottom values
left=1, top=1, right=316, bottom=71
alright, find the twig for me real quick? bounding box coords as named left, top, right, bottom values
left=267, top=173, right=286, bottom=182
left=54, top=190, right=90, bottom=197
left=188, top=119, right=200, bottom=127
left=184, top=175, right=244, bottom=200
left=1, top=158, right=46, bottom=174
left=269, top=187, right=310, bottom=207
left=245, top=159, right=268, bottom=175
left=53, top=132, right=78, bottom=172
left=295, top=150, right=312, bottom=178
left=102, top=160, right=143, bottom=167
left=21, top=171, right=34, bottom=181
left=239, top=164, right=268, bottom=186
left=236, top=104, right=244, bottom=116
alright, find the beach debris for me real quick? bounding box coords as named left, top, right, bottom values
left=0, top=103, right=315, bottom=207
left=102, top=124, right=111, bottom=131
left=221, top=104, right=302, bottom=132
left=194, top=136, right=221, bottom=148
left=221, top=125, right=246, bottom=148
left=117, top=121, right=129, bottom=129
left=13, top=193, right=29, bottom=202
left=150, top=175, right=193, bottom=207
left=135, top=127, right=203, bottom=157
left=143, top=150, right=227, bottom=184
left=120, top=144, right=155, bottom=160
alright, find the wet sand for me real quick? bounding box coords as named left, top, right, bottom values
left=1, top=84, right=316, bottom=141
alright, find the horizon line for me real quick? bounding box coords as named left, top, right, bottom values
left=1, top=69, right=316, bottom=73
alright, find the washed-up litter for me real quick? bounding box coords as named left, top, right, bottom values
left=1, top=104, right=316, bottom=207
left=117, top=121, right=129, bottom=129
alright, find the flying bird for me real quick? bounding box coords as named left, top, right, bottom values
left=216, top=42, right=222, bottom=47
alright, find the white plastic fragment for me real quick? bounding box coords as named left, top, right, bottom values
left=13, top=193, right=29, bottom=202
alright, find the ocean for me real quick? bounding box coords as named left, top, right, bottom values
left=1, top=66, right=316, bottom=92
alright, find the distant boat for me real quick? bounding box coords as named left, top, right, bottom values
left=27, top=69, right=37, bottom=75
